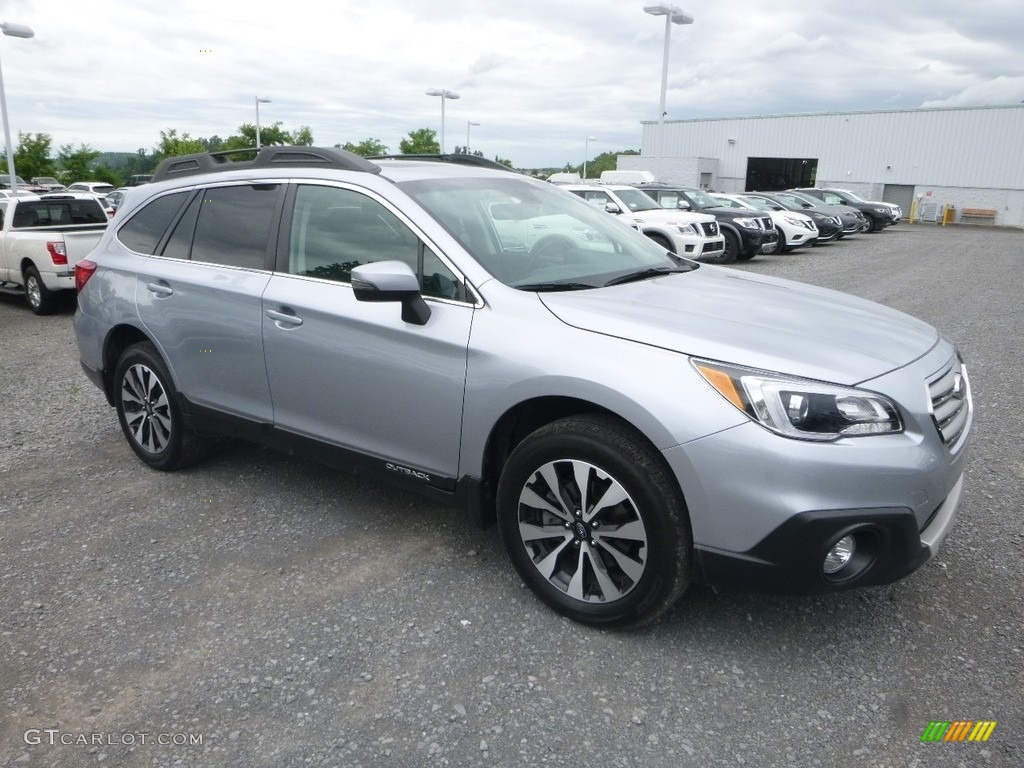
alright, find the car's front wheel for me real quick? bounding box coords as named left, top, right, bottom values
left=497, top=415, right=692, bottom=627
left=114, top=342, right=208, bottom=471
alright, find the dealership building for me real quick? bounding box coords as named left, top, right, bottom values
left=617, top=104, right=1024, bottom=227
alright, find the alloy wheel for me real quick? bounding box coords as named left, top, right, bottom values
left=516, top=459, right=648, bottom=604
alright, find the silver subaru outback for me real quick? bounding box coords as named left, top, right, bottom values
left=73, top=148, right=973, bottom=627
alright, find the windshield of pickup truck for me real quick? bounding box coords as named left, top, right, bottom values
left=11, top=199, right=108, bottom=227
left=399, top=176, right=691, bottom=290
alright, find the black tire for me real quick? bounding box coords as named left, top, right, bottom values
left=762, top=227, right=785, bottom=255
left=113, top=342, right=208, bottom=471
left=23, top=265, right=58, bottom=315
left=866, top=216, right=879, bottom=233
left=497, top=415, right=692, bottom=627
left=699, top=230, right=737, bottom=265
left=645, top=233, right=673, bottom=253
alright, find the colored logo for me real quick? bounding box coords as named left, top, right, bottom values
left=920, top=721, right=996, bottom=742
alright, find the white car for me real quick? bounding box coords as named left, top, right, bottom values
left=67, top=181, right=117, bottom=197
left=711, top=193, right=819, bottom=253
left=560, top=184, right=727, bottom=263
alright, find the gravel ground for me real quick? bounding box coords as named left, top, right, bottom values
left=1, top=223, right=1021, bottom=767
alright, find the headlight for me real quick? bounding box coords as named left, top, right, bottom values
left=782, top=215, right=807, bottom=227
left=874, top=207, right=890, bottom=214
left=693, top=359, right=903, bottom=441
left=674, top=223, right=699, bottom=235
left=733, top=217, right=759, bottom=229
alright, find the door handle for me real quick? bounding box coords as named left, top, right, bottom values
left=147, top=281, right=173, bottom=297
left=266, top=308, right=303, bottom=327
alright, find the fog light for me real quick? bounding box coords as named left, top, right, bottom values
left=823, top=535, right=856, bottom=574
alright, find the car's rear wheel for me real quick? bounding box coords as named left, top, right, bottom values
left=497, top=415, right=691, bottom=627
left=114, top=342, right=208, bottom=471
left=23, top=266, right=58, bottom=315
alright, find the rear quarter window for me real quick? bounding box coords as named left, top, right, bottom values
left=117, top=192, right=190, bottom=254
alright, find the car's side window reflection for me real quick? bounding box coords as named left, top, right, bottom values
left=288, top=184, right=463, bottom=300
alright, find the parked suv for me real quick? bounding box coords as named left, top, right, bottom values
left=74, top=147, right=973, bottom=627
left=635, top=183, right=778, bottom=261
left=793, top=188, right=900, bottom=232
left=559, top=184, right=727, bottom=263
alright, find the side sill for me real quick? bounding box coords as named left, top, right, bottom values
left=177, top=395, right=473, bottom=505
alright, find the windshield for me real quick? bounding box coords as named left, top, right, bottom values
left=735, top=195, right=773, bottom=212
left=400, top=176, right=692, bottom=290
left=681, top=188, right=719, bottom=209
left=607, top=187, right=663, bottom=212
left=832, top=189, right=865, bottom=203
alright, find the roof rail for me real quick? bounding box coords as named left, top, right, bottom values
left=371, top=154, right=518, bottom=173
left=152, top=146, right=381, bottom=182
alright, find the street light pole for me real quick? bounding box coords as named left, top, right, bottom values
left=0, top=21, right=34, bottom=194
left=255, top=96, right=271, bottom=149
left=425, top=88, right=460, bottom=153
left=643, top=4, right=693, bottom=179
left=583, top=136, right=597, bottom=179
left=466, top=121, right=480, bottom=153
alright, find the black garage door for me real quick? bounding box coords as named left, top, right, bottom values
left=745, top=158, right=818, bottom=191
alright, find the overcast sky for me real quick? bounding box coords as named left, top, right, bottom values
left=2, top=0, right=1023, bottom=168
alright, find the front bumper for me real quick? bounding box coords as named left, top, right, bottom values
left=693, top=474, right=964, bottom=593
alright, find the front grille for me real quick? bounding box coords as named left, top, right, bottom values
left=758, top=216, right=773, bottom=231
left=928, top=358, right=971, bottom=450
left=701, top=221, right=719, bottom=237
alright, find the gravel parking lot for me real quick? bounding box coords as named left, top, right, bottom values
left=1, top=224, right=1021, bottom=767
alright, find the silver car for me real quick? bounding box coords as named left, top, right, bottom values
left=73, top=147, right=973, bottom=627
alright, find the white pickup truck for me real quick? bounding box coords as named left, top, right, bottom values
left=0, top=193, right=108, bottom=314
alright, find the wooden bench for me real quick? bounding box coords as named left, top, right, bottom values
left=960, top=208, right=997, bottom=223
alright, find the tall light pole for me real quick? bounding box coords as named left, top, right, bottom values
left=583, top=136, right=597, bottom=179
left=0, top=21, right=34, bottom=194
left=466, top=120, right=480, bottom=153
left=644, top=4, right=693, bottom=178
left=425, top=88, right=459, bottom=153
left=255, top=96, right=271, bottom=149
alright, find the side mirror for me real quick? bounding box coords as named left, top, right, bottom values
left=677, top=201, right=692, bottom=210
left=604, top=203, right=621, bottom=214
left=351, top=261, right=431, bottom=326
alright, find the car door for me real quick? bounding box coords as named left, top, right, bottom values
left=130, top=183, right=283, bottom=422
left=261, top=182, right=475, bottom=485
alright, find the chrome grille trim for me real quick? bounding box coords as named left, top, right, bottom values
left=927, top=358, right=971, bottom=451
left=701, top=221, right=720, bottom=237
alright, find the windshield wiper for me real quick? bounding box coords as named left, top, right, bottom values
left=514, top=281, right=599, bottom=292
left=603, top=266, right=688, bottom=287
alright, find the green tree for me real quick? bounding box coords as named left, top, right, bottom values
left=57, top=144, right=101, bottom=184
left=494, top=155, right=514, bottom=169
left=92, top=164, right=124, bottom=187
left=453, top=146, right=483, bottom=157
left=11, top=132, right=57, bottom=180
left=155, top=129, right=205, bottom=159
left=291, top=126, right=314, bottom=146
left=573, top=149, right=638, bottom=178
left=224, top=122, right=315, bottom=149
left=399, top=128, right=439, bottom=155
left=338, top=138, right=388, bottom=157
left=122, top=148, right=158, bottom=177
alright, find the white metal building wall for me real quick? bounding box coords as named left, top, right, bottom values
left=639, top=105, right=1024, bottom=189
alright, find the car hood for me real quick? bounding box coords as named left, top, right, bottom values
left=624, top=208, right=715, bottom=225
left=539, top=266, right=938, bottom=385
